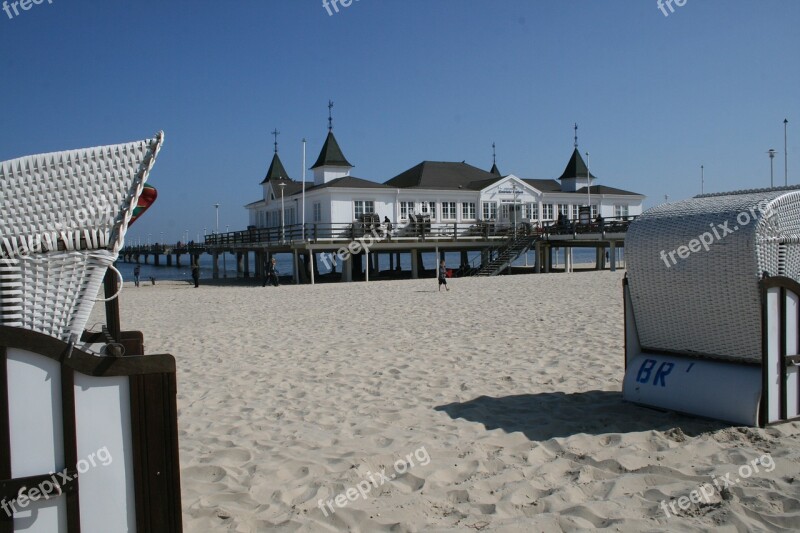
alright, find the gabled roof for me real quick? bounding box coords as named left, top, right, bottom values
left=558, top=148, right=597, bottom=181
left=490, top=162, right=501, bottom=176
left=260, top=152, right=291, bottom=184
left=269, top=179, right=304, bottom=198
left=289, top=176, right=390, bottom=196
left=384, top=161, right=497, bottom=190
left=574, top=185, right=643, bottom=196
left=522, top=179, right=562, bottom=192
left=310, top=131, right=353, bottom=169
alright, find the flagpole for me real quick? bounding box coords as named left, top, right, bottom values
left=302, top=138, right=306, bottom=238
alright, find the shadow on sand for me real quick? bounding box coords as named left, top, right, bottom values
left=435, top=390, right=728, bottom=441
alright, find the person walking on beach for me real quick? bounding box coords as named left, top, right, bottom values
left=266, top=257, right=280, bottom=287
left=133, top=265, right=141, bottom=287
left=438, top=259, right=449, bottom=292
left=191, top=262, right=200, bottom=288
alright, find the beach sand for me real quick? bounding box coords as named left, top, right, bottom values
left=98, top=271, right=800, bottom=531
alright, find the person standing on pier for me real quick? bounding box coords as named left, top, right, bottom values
left=191, top=262, right=200, bottom=288
left=133, top=265, right=141, bottom=287
left=438, top=259, right=450, bottom=292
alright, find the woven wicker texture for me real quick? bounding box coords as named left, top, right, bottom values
left=0, top=132, right=164, bottom=341
left=626, top=187, right=800, bottom=363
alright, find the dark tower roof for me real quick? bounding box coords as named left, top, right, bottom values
left=260, top=152, right=292, bottom=184
left=310, top=131, right=353, bottom=170
left=558, top=148, right=597, bottom=181
left=490, top=162, right=501, bottom=176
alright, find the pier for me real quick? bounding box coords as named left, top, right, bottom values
left=120, top=217, right=634, bottom=284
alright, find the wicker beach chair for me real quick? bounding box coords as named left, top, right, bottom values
left=623, top=186, right=800, bottom=425
left=0, top=132, right=164, bottom=342
left=626, top=186, right=800, bottom=363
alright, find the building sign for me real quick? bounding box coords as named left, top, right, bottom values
left=497, top=188, right=522, bottom=195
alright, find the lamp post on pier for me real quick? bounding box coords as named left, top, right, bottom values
left=769, top=149, right=777, bottom=188
left=279, top=181, right=286, bottom=243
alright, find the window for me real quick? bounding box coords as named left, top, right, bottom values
left=571, top=205, right=580, bottom=220
left=614, top=204, right=629, bottom=218
left=482, top=202, right=497, bottom=220
left=558, top=204, right=569, bottom=216
left=442, top=201, right=457, bottom=220
left=500, top=204, right=509, bottom=220
left=313, top=203, right=321, bottom=222
left=542, top=204, right=554, bottom=221
left=591, top=204, right=598, bottom=218
left=420, top=201, right=436, bottom=219
left=528, top=203, right=538, bottom=221
left=462, top=202, right=476, bottom=220
left=354, top=200, right=375, bottom=219
left=400, top=201, right=414, bottom=220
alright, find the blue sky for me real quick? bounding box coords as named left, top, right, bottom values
left=1, top=0, right=798, bottom=242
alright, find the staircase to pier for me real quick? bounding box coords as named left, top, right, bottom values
left=473, top=234, right=540, bottom=277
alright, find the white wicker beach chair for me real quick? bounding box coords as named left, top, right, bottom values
left=626, top=186, right=800, bottom=363
left=623, top=186, right=800, bottom=425
left=0, top=132, right=164, bottom=341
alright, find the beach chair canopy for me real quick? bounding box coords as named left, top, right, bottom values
left=0, top=132, right=164, bottom=340
left=626, top=186, right=800, bottom=363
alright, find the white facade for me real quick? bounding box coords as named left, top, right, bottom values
left=247, top=173, right=643, bottom=229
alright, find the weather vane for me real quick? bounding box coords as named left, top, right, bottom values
left=328, top=100, right=334, bottom=132
left=574, top=123, right=578, bottom=149
left=271, top=128, right=280, bottom=153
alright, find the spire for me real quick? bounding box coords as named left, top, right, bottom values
left=272, top=128, right=280, bottom=154
left=574, top=123, right=578, bottom=149
left=490, top=142, right=501, bottom=176
left=328, top=100, right=334, bottom=132
left=557, top=148, right=597, bottom=181
left=311, top=131, right=353, bottom=169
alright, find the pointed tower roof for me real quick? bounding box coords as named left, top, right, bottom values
left=558, top=148, right=597, bottom=180
left=310, top=131, right=353, bottom=170
left=489, top=142, right=501, bottom=175
left=260, top=152, right=291, bottom=184
left=490, top=162, right=501, bottom=176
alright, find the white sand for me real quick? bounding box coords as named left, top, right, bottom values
left=100, top=271, right=800, bottom=531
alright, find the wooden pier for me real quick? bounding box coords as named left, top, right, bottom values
left=119, top=218, right=635, bottom=283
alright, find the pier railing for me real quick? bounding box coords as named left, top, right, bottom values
left=120, top=217, right=635, bottom=255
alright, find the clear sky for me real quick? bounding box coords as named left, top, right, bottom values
left=1, top=0, right=798, bottom=242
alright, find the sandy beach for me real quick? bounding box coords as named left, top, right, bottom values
left=95, top=271, right=800, bottom=532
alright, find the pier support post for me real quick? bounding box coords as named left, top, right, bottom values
left=411, top=249, right=419, bottom=279
left=293, top=249, right=299, bottom=284
left=534, top=242, right=541, bottom=273
left=545, top=245, right=552, bottom=273
left=236, top=253, right=244, bottom=278
left=610, top=242, right=617, bottom=272
left=342, top=254, right=352, bottom=282
left=166, top=254, right=172, bottom=266
left=212, top=252, right=220, bottom=279
left=389, top=252, right=395, bottom=271
left=395, top=252, right=402, bottom=271
left=596, top=247, right=603, bottom=270
left=243, top=251, right=250, bottom=278
left=154, top=254, right=160, bottom=266
left=365, top=251, right=370, bottom=282
left=255, top=251, right=263, bottom=278
left=309, top=251, right=315, bottom=285
left=176, top=254, right=181, bottom=267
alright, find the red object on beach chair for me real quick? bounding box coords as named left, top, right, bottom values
left=446, top=269, right=453, bottom=278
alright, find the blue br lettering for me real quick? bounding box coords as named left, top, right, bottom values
left=636, top=359, right=674, bottom=387
left=653, top=362, right=674, bottom=386
left=636, top=359, right=657, bottom=383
